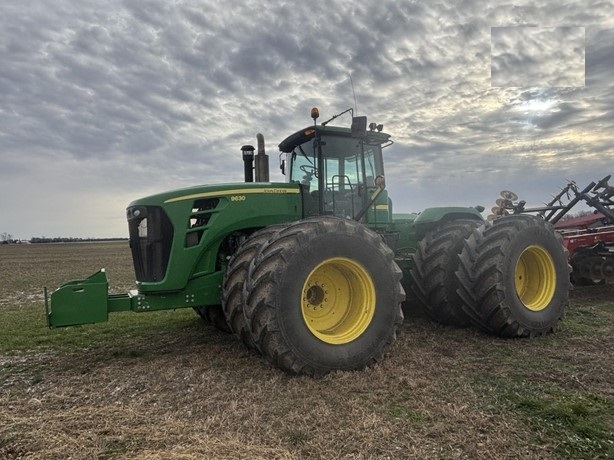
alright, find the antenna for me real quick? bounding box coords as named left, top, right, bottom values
left=348, top=72, right=358, bottom=115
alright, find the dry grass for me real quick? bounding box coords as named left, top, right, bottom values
left=0, top=243, right=612, bottom=459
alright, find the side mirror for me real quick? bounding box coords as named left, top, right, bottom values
left=280, top=159, right=286, bottom=175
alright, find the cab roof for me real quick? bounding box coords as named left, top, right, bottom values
left=278, top=125, right=391, bottom=153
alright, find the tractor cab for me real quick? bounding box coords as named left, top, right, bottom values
left=279, top=108, right=392, bottom=223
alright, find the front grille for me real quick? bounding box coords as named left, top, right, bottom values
left=127, top=206, right=174, bottom=282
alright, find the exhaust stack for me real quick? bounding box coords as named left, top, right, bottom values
left=255, top=133, right=269, bottom=182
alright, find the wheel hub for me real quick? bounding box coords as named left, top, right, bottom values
left=305, top=284, right=326, bottom=307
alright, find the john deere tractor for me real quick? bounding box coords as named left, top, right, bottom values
left=45, top=108, right=570, bottom=377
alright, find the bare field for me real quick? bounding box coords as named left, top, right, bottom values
left=0, top=243, right=612, bottom=459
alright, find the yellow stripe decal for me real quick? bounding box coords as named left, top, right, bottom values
left=165, top=187, right=300, bottom=203
left=375, top=204, right=389, bottom=210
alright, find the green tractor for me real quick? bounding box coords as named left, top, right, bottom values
left=45, top=108, right=570, bottom=377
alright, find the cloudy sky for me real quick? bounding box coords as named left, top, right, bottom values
left=1, top=0, right=613, bottom=239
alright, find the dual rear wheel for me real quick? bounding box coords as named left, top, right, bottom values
left=457, top=215, right=570, bottom=337
left=223, top=217, right=405, bottom=377
left=409, top=215, right=569, bottom=337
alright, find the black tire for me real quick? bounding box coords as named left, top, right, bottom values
left=457, top=215, right=570, bottom=337
left=408, top=219, right=481, bottom=326
left=221, top=225, right=286, bottom=350
left=243, top=217, right=405, bottom=377
left=570, top=252, right=606, bottom=286
left=193, top=305, right=232, bottom=333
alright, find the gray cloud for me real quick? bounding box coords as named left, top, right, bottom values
left=491, top=26, right=585, bottom=87
left=0, top=0, right=613, bottom=238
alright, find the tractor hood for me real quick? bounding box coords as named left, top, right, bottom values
left=126, top=181, right=303, bottom=293
left=128, top=181, right=301, bottom=207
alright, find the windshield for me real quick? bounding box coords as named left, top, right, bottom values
left=289, top=134, right=383, bottom=217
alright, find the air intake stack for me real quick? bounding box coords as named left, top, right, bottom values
left=255, top=133, right=269, bottom=182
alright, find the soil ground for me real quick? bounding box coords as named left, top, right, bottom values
left=0, top=243, right=612, bottom=459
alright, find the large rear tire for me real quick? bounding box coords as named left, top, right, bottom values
left=457, top=215, right=570, bottom=337
left=409, top=219, right=481, bottom=326
left=221, top=225, right=286, bottom=350
left=244, top=217, right=404, bottom=377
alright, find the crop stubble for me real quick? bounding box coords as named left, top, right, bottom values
left=0, top=243, right=612, bottom=459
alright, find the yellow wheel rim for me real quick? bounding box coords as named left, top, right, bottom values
left=515, top=245, right=556, bottom=311
left=301, top=257, right=376, bottom=344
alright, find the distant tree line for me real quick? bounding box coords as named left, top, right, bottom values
left=558, top=210, right=600, bottom=221
left=1, top=232, right=128, bottom=244
left=29, top=237, right=128, bottom=243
